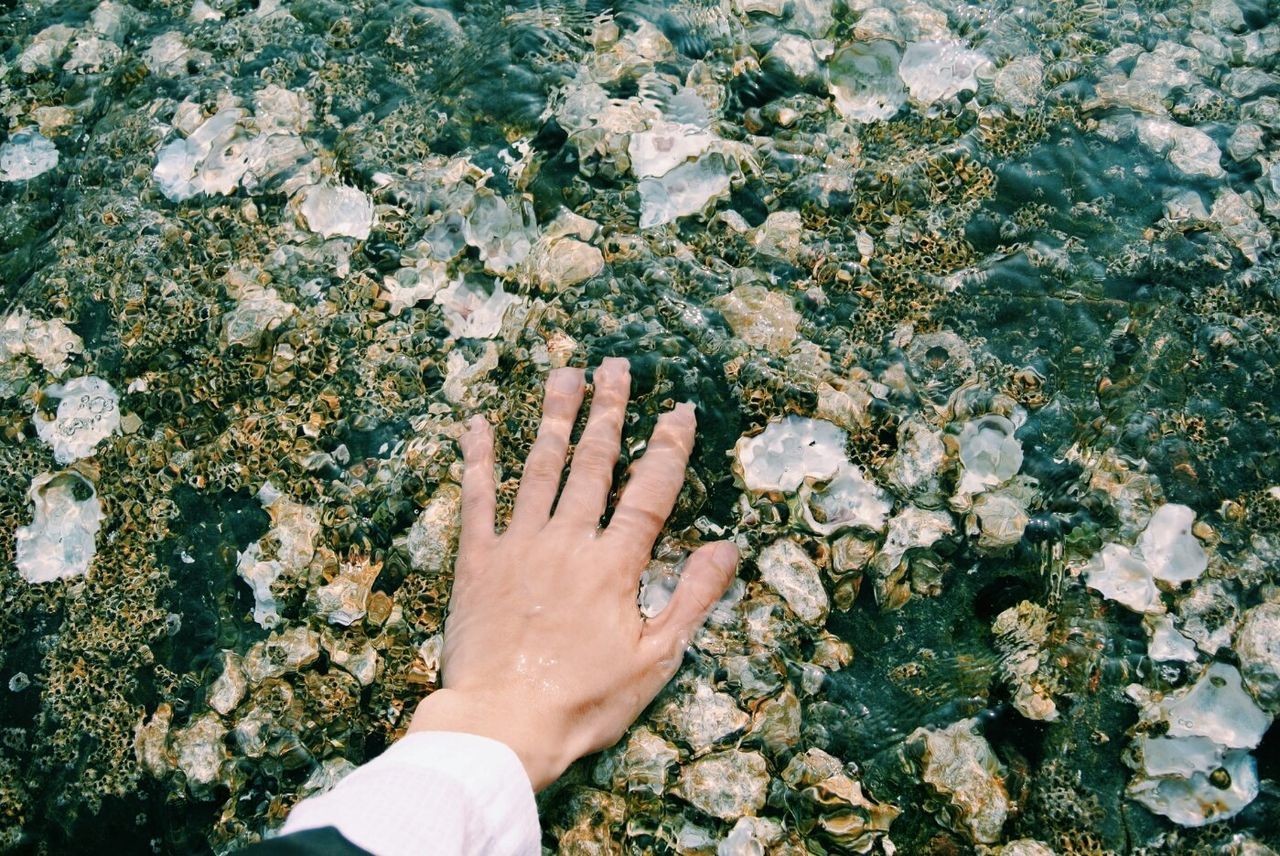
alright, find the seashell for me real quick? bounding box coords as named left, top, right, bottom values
left=207, top=651, right=248, bottom=716
left=15, top=471, right=104, bottom=583
left=732, top=416, right=847, bottom=494
left=711, top=284, right=800, bottom=356
left=796, top=463, right=892, bottom=537
left=33, top=376, right=121, bottom=464
left=676, top=749, right=770, bottom=821
left=955, top=415, right=1023, bottom=497
left=173, top=713, right=229, bottom=797
left=909, top=717, right=1009, bottom=844
left=1236, top=602, right=1280, bottom=712
left=756, top=538, right=829, bottom=628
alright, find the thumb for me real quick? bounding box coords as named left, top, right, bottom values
left=644, top=541, right=739, bottom=651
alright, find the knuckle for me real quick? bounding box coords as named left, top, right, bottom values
left=619, top=503, right=666, bottom=532
left=543, top=388, right=581, bottom=414
left=576, top=441, right=617, bottom=473
left=523, top=451, right=562, bottom=481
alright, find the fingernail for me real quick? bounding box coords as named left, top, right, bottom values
left=712, top=541, right=739, bottom=567
left=550, top=367, right=580, bottom=393
left=468, top=415, right=488, bottom=434
left=674, top=401, right=696, bottom=422
left=601, top=356, right=630, bottom=377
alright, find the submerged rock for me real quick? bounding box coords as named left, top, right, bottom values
left=827, top=40, right=906, bottom=123
left=0, top=130, right=59, bottom=182
left=296, top=183, right=375, bottom=241
left=15, top=472, right=104, bottom=584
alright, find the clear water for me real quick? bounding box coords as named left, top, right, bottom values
left=1, top=0, right=1278, bottom=852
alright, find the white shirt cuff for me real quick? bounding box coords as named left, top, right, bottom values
left=280, top=731, right=541, bottom=856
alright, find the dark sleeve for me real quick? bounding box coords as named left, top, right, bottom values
left=235, top=826, right=373, bottom=855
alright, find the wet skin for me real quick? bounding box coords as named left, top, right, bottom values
left=408, top=357, right=740, bottom=791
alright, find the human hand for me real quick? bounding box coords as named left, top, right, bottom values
left=407, top=357, right=740, bottom=791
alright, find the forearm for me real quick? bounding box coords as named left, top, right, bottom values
left=275, top=730, right=540, bottom=855
left=408, top=687, right=577, bottom=792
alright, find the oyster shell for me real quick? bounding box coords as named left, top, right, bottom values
left=15, top=471, right=104, bottom=584
left=955, top=415, right=1023, bottom=497
left=34, top=375, right=120, bottom=464
left=756, top=538, right=829, bottom=628
left=676, top=749, right=770, bottom=821
left=910, top=718, right=1009, bottom=844
left=1236, top=602, right=1280, bottom=711
left=733, top=416, right=847, bottom=494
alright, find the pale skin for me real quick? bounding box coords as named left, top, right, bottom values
left=408, top=357, right=741, bottom=791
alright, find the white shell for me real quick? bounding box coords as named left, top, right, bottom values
left=1138, top=504, right=1208, bottom=585
left=956, top=415, right=1023, bottom=496
left=734, top=416, right=847, bottom=494
left=34, top=375, right=120, bottom=464
left=15, top=472, right=104, bottom=584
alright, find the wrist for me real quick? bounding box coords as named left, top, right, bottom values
left=407, top=688, right=575, bottom=791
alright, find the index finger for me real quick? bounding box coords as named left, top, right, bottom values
left=605, top=402, right=696, bottom=551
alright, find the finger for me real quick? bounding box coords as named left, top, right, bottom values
left=459, top=415, right=497, bottom=556
left=607, top=402, right=696, bottom=551
left=642, top=541, right=739, bottom=651
left=554, top=357, right=631, bottom=526
left=509, top=367, right=585, bottom=530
